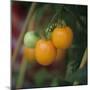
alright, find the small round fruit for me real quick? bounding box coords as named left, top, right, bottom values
left=23, top=47, right=36, bottom=62
left=24, top=31, right=40, bottom=48
left=35, top=39, right=57, bottom=66
left=52, top=26, right=73, bottom=49
left=56, top=49, right=66, bottom=61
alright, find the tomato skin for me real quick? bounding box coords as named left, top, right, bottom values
left=23, top=47, right=36, bottom=62
left=52, top=26, right=73, bottom=49
left=24, top=31, right=40, bottom=48
left=35, top=39, right=57, bottom=66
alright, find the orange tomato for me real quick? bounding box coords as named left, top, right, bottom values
left=23, top=47, right=36, bottom=62
left=52, top=26, right=73, bottom=49
left=35, top=39, right=57, bottom=66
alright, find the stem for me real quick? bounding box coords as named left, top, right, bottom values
left=73, top=48, right=87, bottom=85
left=12, top=3, right=37, bottom=64
left=45, top=9, right=61, bottom=30
left=79, top=48, right=87, bottom=69
left=36, top=4, right=50, bottom=31
left=44, top=11, right=60, bottom=38
left=48, top=12, right=58, bottom=26
left=43, top=11, right=59, bottom=39
left=14, top=3, right=37, bottom=88
left=27, top=12, right=36, bottom=31
left=16, top=58, right=27, bottom=89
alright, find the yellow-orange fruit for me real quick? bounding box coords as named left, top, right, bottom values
left=23, top=47, right=36, bottom=62
left=35, top=39, right=57, bottom=66
left=52, top=26, right=73, bottom=49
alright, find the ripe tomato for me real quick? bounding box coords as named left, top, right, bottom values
left=35, top=39, right=57, bottom=66
left=52, top=26, right=73, bottom=49
left=23, top=47, right=36, bottom=62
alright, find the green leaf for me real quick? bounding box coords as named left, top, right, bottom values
left=65, top=65, right=87, bottom=85
left=51, top=77, right=59, bottom=87
left=34, top=68, right=51, bottom=87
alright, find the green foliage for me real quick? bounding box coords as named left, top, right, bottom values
left=65, top=48, right=87, bottom=82
left=34, top=4, right=87, bottom=87
left=65, top=65, right=87, bottom=85
left=34, top=68, right=52, bottom=87
left=51, top=77, right=59, bottom=87
left=13, top=2, right=87, bottom=88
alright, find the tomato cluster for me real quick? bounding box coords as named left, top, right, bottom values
left=23, top=23, right=73, bottom=66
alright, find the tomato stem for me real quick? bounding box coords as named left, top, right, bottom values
left=73, top=48, right=87, bottom=85
left=16, top=58, right=28, bottom=88
left=12, top=2, right=37, bottom=64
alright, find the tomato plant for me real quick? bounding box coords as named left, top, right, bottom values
left=12, top=2, right=87, bottom=88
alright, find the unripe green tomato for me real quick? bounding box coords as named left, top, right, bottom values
left=24, top=31, right=40, bottom=48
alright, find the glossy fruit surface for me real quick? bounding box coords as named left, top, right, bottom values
left=52, top=26, right=73, bottom=49
left=23, top=47, right=36, bottom=62
left=24, top=31, right=40, bottom=48
left=35, top=39, right=57, bottom=66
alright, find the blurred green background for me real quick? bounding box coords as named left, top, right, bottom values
left=12, top=1, right=87, bottom=89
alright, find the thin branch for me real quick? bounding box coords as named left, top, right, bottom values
left=73, top=48, right=87, bottom=85
left=79, top=48, right=87, bottom=69
left=15, top=3, right=37, bottom=89
left=12, top=3, right=37, bottom=64
left=16, top=58, right=28, bottom=88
